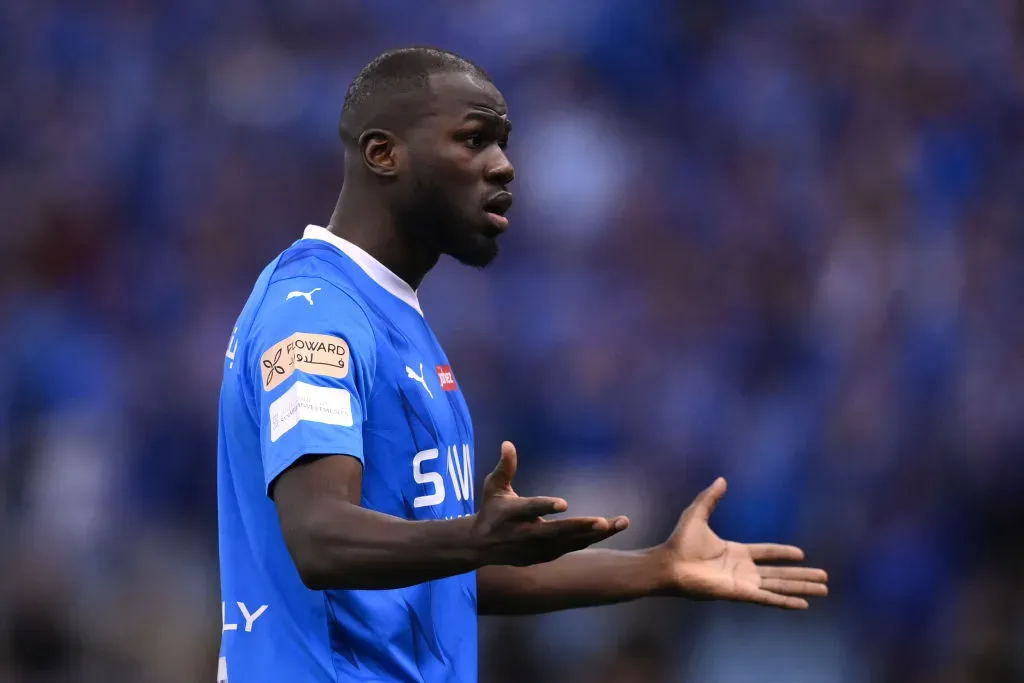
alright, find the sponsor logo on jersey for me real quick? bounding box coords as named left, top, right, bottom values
left=260, top=333, right=349, bottom=391
left=436, top=365, right=457, bottom=392
left=269, top=381, right=353, bottom=441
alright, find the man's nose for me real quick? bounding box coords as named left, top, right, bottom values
left=486, top=152, right=515, bottom=185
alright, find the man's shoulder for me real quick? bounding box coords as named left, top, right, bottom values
left=269, top=240, right=363, bottom=295
left=253, top=239, right=367, bottom=312
left=236, top=244, right=380, bottom=375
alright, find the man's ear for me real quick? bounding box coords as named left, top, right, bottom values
left=359, top=129, right=403, bottom=177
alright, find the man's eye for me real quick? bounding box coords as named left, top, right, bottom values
left=465, top=134, right=485, bottom=149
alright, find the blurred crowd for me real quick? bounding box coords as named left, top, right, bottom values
left=2, top=0, right=1023, bottom=681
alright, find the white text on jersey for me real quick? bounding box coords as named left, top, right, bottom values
left=412, top=444, right=473, bottom=508
left=222, top=601, right=269, bottom=633
left=225, top=327, right=239, bottom=369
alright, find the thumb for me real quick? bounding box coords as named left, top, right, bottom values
left=690, top=477, right=727, bottom=521
left=487, top=441, right=518, bottom=491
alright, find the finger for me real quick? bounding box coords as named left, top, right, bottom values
left=507, top=496, right=569, bottom=520
left=746, top=590, right=810, bottom=610
left=746, top=544, right=805, bottom=562
left=589, top=518, right=630, bottom=539
left=534, top=519, right=629, bottom=551
left=534, top=516, right=613, bottom=534
left=758, top=566, right=828, bottom=583
left=691, top=477, right=727, bottom=521
left=543, top=515, right=629, bottom=533
left=580, top=517, right=629, bottom=535
left=488, top=441, right=518, bottom=490
left=759, top=578, right=829, bottom=597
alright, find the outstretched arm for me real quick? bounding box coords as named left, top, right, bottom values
left=478, top=478, right=828, bottom=615
left=478, top=548, right=668, bottom=615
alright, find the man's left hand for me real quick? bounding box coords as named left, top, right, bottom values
left=652, top=478, right=829, bottom=610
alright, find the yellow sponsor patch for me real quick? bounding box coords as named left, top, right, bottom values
left=260, top=333, right=350, bottom=391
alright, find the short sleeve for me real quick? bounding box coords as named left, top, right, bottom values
left=246, top=276, right=376, bottom=493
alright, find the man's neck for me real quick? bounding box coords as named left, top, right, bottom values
left=327, top=189, right=438, bottom=290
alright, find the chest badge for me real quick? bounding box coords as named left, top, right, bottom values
left=436, top=365, right=457, bottom=392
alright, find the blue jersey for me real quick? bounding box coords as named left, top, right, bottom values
left=217, top=225, right=478, bottom=683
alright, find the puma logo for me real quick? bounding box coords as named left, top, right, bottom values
left=405, top=363, right=433, bottom=399
left=286, top=288, right=321, bottom=305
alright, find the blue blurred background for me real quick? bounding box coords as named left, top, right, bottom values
left=2, top=1, right=1023, bottom=681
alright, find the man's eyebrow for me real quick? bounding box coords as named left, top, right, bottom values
left=464, top=110, right=513, bottom=133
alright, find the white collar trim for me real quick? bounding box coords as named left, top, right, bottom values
left=302, top=224, right=423, bottom=315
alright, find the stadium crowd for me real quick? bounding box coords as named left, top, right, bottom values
left=1, top=0, right=1022, bottom=681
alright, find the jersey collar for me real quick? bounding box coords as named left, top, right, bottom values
left=302, top=224, right=423, bottom=316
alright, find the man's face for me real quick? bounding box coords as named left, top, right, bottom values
left=396, top=71, right=515, bottom=268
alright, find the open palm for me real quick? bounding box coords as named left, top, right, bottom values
left=660, top=478, right=828, bottom=609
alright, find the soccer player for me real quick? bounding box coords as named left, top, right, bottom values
left=216, top=47, right=828, bottom=683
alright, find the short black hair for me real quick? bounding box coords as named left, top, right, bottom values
left=339, top=47, right=491, bottom=147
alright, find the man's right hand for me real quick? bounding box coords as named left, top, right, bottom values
left=470, top=441, right=629, bottom=566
